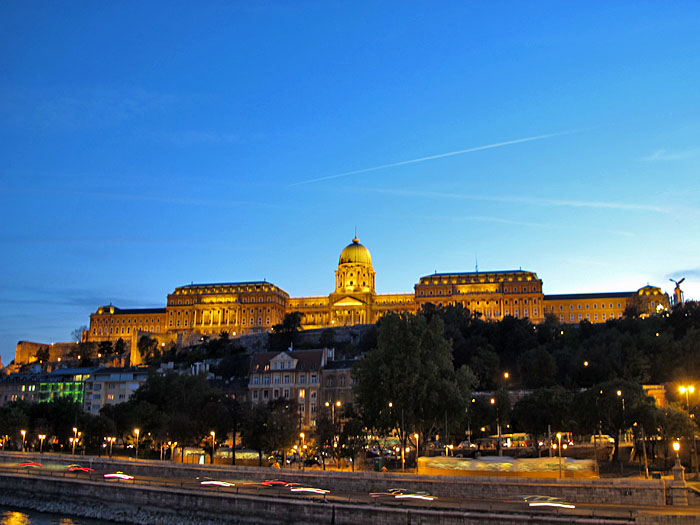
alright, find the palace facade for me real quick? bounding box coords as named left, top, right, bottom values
left=14, top=237, right=670, bottom=365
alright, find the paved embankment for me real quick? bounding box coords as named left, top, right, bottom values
left=0, top=452, right=698, bottom=524
left=0, top=451, right=671, bottom=507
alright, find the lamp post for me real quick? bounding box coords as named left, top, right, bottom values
left=679, top=385, right=697, bottom=473
left=673, top=441, right=681, bottom=466
left=72, top=427, right=78, bottom=455
left=20, top=430, right=26, bottom=452
left=556, top=432, right=563, bottom=479
left=134, top=428, right=140, bottom=459
left=38, top=434, right=46, bottom=454
left=210, top=431, right=216, bottom=464
left=491, top=398, right=502, bottom=456
left=388, top=401, right=406, bottom=472
left=414, top=432, right=419, bottom=467
left=106, top=437, right=116, bottom=457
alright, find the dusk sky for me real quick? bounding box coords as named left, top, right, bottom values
left=1, top=2, right=699, bottom=366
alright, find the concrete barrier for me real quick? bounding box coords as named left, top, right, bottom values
left=0, top=472, right=643, bottom=525
left=0, top=451, right=673, bottom=508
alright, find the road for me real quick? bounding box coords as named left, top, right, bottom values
left=3, top=460, right=698, bottom=522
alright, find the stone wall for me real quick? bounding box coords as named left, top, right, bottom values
left=0, top=451, right=669, bottom=508
left=0, top=472, right=644, bottom=525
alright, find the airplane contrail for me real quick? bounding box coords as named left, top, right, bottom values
left=290, top=129, right=580, bottom=186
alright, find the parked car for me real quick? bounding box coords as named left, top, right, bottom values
left=590, top=434, right=615, bottom=444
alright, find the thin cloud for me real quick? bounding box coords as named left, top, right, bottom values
left=423, top=213, right=634, bottom=237
left=667, top=269, right=700, bottom=280
left=363, top=187, right=667, bottom=214
left=641, top=148, right=699, bottom=162
left=290, top=130, right=581, bottom=186
left=147, top=130, right=242, bottom=146
left=0, top=186, right=284, bottom=210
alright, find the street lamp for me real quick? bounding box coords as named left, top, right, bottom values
left=673, top=441, right=681, bottom=466
left=556, top=432, right=563, bottom=478
left=616, top=390, right=626, bottom=442
left=134, top=428, right=140, bottom=459
left=106, top=437, right=116, bottom=457
left=678, top=385, right=697, bottom=473
left=20, top=430, right=26, bottom=452
left=414, top=433, right=419, bottom=463
left=210, top=431, right=216, bottom=464
left=38, top=434, right=46, bottom=454
left=491, top=398, right=502, bottom=456
left=680, top=385, right=695, bottom=410
left=72, top=427, right=78, bottom=455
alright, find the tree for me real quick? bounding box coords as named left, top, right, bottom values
left=71, top=326, right=87, bottom=342
left=98, top=340, right=114, bottom=359
left=114, top=338, right=127, bottom=358
left=314, top=415, right=336, bottom=470
left=269, top=312, right=303, bottom=352
left=241, top=403, right=270, bottom=466
left=353, top=313, right=476, bottom=456
left=573, top=380, right=655, bottom=461
left=34, top=346, right=50, bottom=367
left=511, top=388, right=573, bottom=452
left=518, top=347, right=557, bottom=388
left=337, top=407, right=367, bottom=471
left=137, top=335, right=159, bottom=364
left=263, top=399, right=300, bottom=466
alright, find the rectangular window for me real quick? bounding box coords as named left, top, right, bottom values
left=263, top=390, right=269, bottom=400
left=283, top=389, right=290, bottom=398
left=299, top=375, right=306, bottom=384
left=284, top=375, right=290, bottom=384
left=578, top=314, right=582, bottom=320
left=570, top=314, right=574, bottom=321
left=311, top=375, right=317, bottom=384
left=253, top=376, right=259, bottom=385
left=299, top=389, right=305, bottom=399
left=253, top=391, right=258, bottom=400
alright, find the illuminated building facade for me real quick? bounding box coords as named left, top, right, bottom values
left=0, top=368, right=95, bottom=406
left=12, top=236, right=668, bottom=366
left=543, top=285, right=668, bottom=323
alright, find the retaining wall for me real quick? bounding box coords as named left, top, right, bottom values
left=0, top=451, right=668, bottom=508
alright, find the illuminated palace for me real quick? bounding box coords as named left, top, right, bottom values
left=83, top=237, right=669, bottom=348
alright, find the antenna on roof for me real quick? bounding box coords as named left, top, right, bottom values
left=475, top=253, right=479, bottom=273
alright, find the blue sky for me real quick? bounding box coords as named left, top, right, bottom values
left=1, top=2, right=699, bottom=365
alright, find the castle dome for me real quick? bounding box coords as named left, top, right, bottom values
left=339, top=237, right=372, bottom=266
